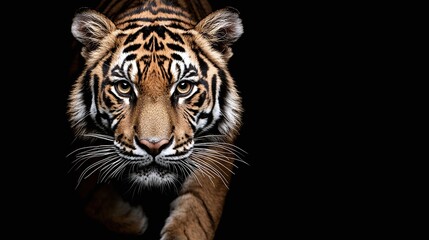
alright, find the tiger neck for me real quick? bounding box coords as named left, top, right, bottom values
left=96, top=0, right=212, bottom=23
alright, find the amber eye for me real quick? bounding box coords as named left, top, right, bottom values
left=176, top=81, right=193, bottom=96
left=115, top=80, right=132, bottom=96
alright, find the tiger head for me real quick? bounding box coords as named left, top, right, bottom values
left=67, top=4, right=243, bottom=188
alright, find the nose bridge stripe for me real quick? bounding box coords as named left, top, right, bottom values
left=137, top=98, right=171, bottom=139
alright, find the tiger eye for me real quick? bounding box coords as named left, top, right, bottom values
left=116, top=81, right=131, bottom=95
left=176, top=81, right=192, bottom=95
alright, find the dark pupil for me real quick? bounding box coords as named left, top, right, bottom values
left=179, top=82, right=188, bottom=90
left=120, top=82, right=129, bottom=89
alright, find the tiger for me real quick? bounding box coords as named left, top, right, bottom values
left=66, top=0, right=245, bottom=239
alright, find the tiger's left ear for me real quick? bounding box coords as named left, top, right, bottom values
left=195, top=7, right=243, bottom=61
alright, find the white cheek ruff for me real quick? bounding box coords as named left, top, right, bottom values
left=70, top=93, right=87, bottom=126
left=219, top=91, right=241, bottom=134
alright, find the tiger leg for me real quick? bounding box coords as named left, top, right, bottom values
left=161, top=168, right=231, bottom=240
left=83, top=182, right=148, bottom=235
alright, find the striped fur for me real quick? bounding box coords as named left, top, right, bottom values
left=67, top=0, right=244, bottom=239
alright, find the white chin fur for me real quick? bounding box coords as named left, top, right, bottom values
left=129, top=170, right=177, bottom=187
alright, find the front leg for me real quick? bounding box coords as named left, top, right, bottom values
left=161, top=169, right=231, bottom=240
left=82, top=181, right=148, bottom=235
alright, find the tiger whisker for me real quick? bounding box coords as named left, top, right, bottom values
left=110, top=160, right=129, bottom=179
left=193, top=137, right=248, bottom=164
left=67, top=144, right=114, bottom=158
left=188, top=159, right=217, bottom=186
left=193, top=156, right=230, bottom=181
left=195, top=143, right=246, bottom=157
left=77, top=155, right=117, bottom=179
left=179, top=159, right=204, bottom=188
left=83, top=133, right=115, bottom=141
left=192, top=149, right=236, bottom=175
left=194, top=134, right=226, bottom=141
left=68, top=146, right=116, bottom=173
left=98, top=158, right=125, bottom=183
left=169, top=164, right=182, bottom=194
left=76, top=156, right=118, bottom=188
left=176, top=163, right=192, bottom=185
left=189, top=156, right=229, bottom=188
left=194, top=141, right=247, bottom=159
left=126, top=177, right=141, bottom=199
left=73, top=147, right=115, bottom=161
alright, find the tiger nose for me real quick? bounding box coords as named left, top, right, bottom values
left=139, top=139, right=169, bottom=156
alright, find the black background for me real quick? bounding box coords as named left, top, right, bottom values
left=4, top=0, right=362, bottom=239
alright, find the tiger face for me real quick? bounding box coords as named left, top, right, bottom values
left=68, top=6, right=243, bottom=188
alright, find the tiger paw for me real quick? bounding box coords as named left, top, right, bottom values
left=100, top=203, right=148, bottom=235
left=84, top=184, right=148, bottom=235
left=160, top=217, right=213, bottom=240
left=160, top=227, right=208, bottom=240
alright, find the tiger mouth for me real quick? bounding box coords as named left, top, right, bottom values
left=128, top=163, right=179, bottom=186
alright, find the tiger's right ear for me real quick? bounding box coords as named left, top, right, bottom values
left=195, top=7, right=243, bottom=61
left=71, top=8, right=116, bottom=59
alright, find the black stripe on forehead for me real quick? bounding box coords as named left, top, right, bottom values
left=124, top=25, right=184, bottom=45
left=107, top=56, right=135, bottom=82
left=165, top=59, right=173, bottom=82
left=123, top=22, right=189, bottom=31
left=142, top=25, right=166, bottom=40
left=143, top=36, right=165, bottom=51
left=173, top=62, right=200, bottom=81
left=111, top=65, right=124, bottom=78
left=125, top=54, right=137, bottom=61
left=123, top=23, right=142, bottom=31
left=171, top=53, right=182, bottom=61
left=118, top=17, right=192, bottom=28
left=158, top=56, right=172, bottom=82
left=166, top=43, right=185, bottom=52
left=123, top=44, right=141, bottom=53
left=126, top=63, right=133, bottom=81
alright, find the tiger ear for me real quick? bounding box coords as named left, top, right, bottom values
left=71, top=8, right=116, bottom=59
left=195, top=7, right=243, bottom=60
